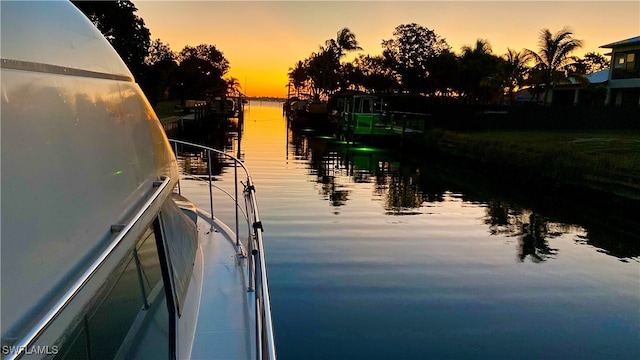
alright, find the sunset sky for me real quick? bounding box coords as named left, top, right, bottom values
left=134, top=1, right=640, bottom=98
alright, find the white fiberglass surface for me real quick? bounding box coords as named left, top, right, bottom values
left=1, top=1, right=132, bottom=78
left=179, top=178, right=254, bottom=359
left=1, top=69, right=168, bottom=337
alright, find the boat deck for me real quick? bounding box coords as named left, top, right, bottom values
left=179, top=177, right=256, bottom=360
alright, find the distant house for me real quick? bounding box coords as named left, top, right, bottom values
left=600, top=36, right=640, bottom=106
left=510, top=87, right=543, bottom=105
left=552, top=69, right=610, bottom=106
left=511, top=70, right=610, bottom=106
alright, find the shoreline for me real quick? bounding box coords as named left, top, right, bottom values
left=421, top=129, right=640, bottom=203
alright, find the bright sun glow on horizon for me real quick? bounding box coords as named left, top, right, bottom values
left=134, top=1, right=640, bottom=98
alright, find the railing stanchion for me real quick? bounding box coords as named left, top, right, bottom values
left=247, top=193, right=255, bottom=292
left=173, top=141, right=181, bottom=195
left=207, top=149, right=214, bottom=219
left=234, top=160, right=240, bottom=249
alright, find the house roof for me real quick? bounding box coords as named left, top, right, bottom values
left=600, top=36, right=640, bottom=48
left=564, top=69, right=609, bottom=86
left=585, top=69, right=609, bottom=84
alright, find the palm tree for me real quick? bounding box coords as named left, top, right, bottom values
left=325, top=27, right=363, bottom=60
left=526, top=27, right=583, bottom=105
left=306, top=48, right=339, bottom=101
left=501, top=48, right=532, bottom=104
left=459, top=39, right=501, bottom=104
left=225, top=76, right=242, bottom=96
left=288, top=28, right=362, bottom=101
left=288, top=60, right=308, bottom=97
left=461, top=39, right=493, bottom=56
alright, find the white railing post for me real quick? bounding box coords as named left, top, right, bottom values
left=234, top=160, right=240, bottom=248
left=173, top=141, right=181, bottom=195
left=207, top=149, right=214, bottom=220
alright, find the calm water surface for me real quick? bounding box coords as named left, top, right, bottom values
left=206, top=101, right=639, bottom=359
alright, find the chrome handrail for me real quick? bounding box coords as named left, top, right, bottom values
left=6, top=177, right=172, bottom=360
left=171, top=139, right=245, bottom=247
left=168, top=139, right=276, bottom=360
left=246, top=178, right=277, bottom=360
left=180, top=174, right=250, bottom=223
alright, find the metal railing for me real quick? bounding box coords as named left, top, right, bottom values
left=168, top=139, right=276, bottom=360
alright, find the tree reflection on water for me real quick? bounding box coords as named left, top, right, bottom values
left=485, top=202, right=561, bottom=262
left=380, top=166, right=423, bottom=215
left=288, top=127, right=639, bottom=262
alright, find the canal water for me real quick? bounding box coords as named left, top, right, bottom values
left=193, top=101, right=639, bottom=359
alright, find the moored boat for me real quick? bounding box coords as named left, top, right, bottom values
left=332, top=92, right=429, bottom=141
left=0, top=1, right=275, bottom=359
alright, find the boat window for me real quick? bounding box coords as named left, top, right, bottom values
left=158, top=199, right=197, bottom=316
left=55, top=226, right=170, bottom=360
left=361, top=98, right=373, bottom=113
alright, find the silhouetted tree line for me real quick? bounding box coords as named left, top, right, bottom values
left=73, top=2, right=610, bottom=107
left=289, top=23, right=610, bottom=106
left=72, top=1, right=239, bottom=107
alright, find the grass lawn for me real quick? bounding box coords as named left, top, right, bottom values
left=153, top=100, right=182, bottom=121
left=431, top=129, right=640, bottom=198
